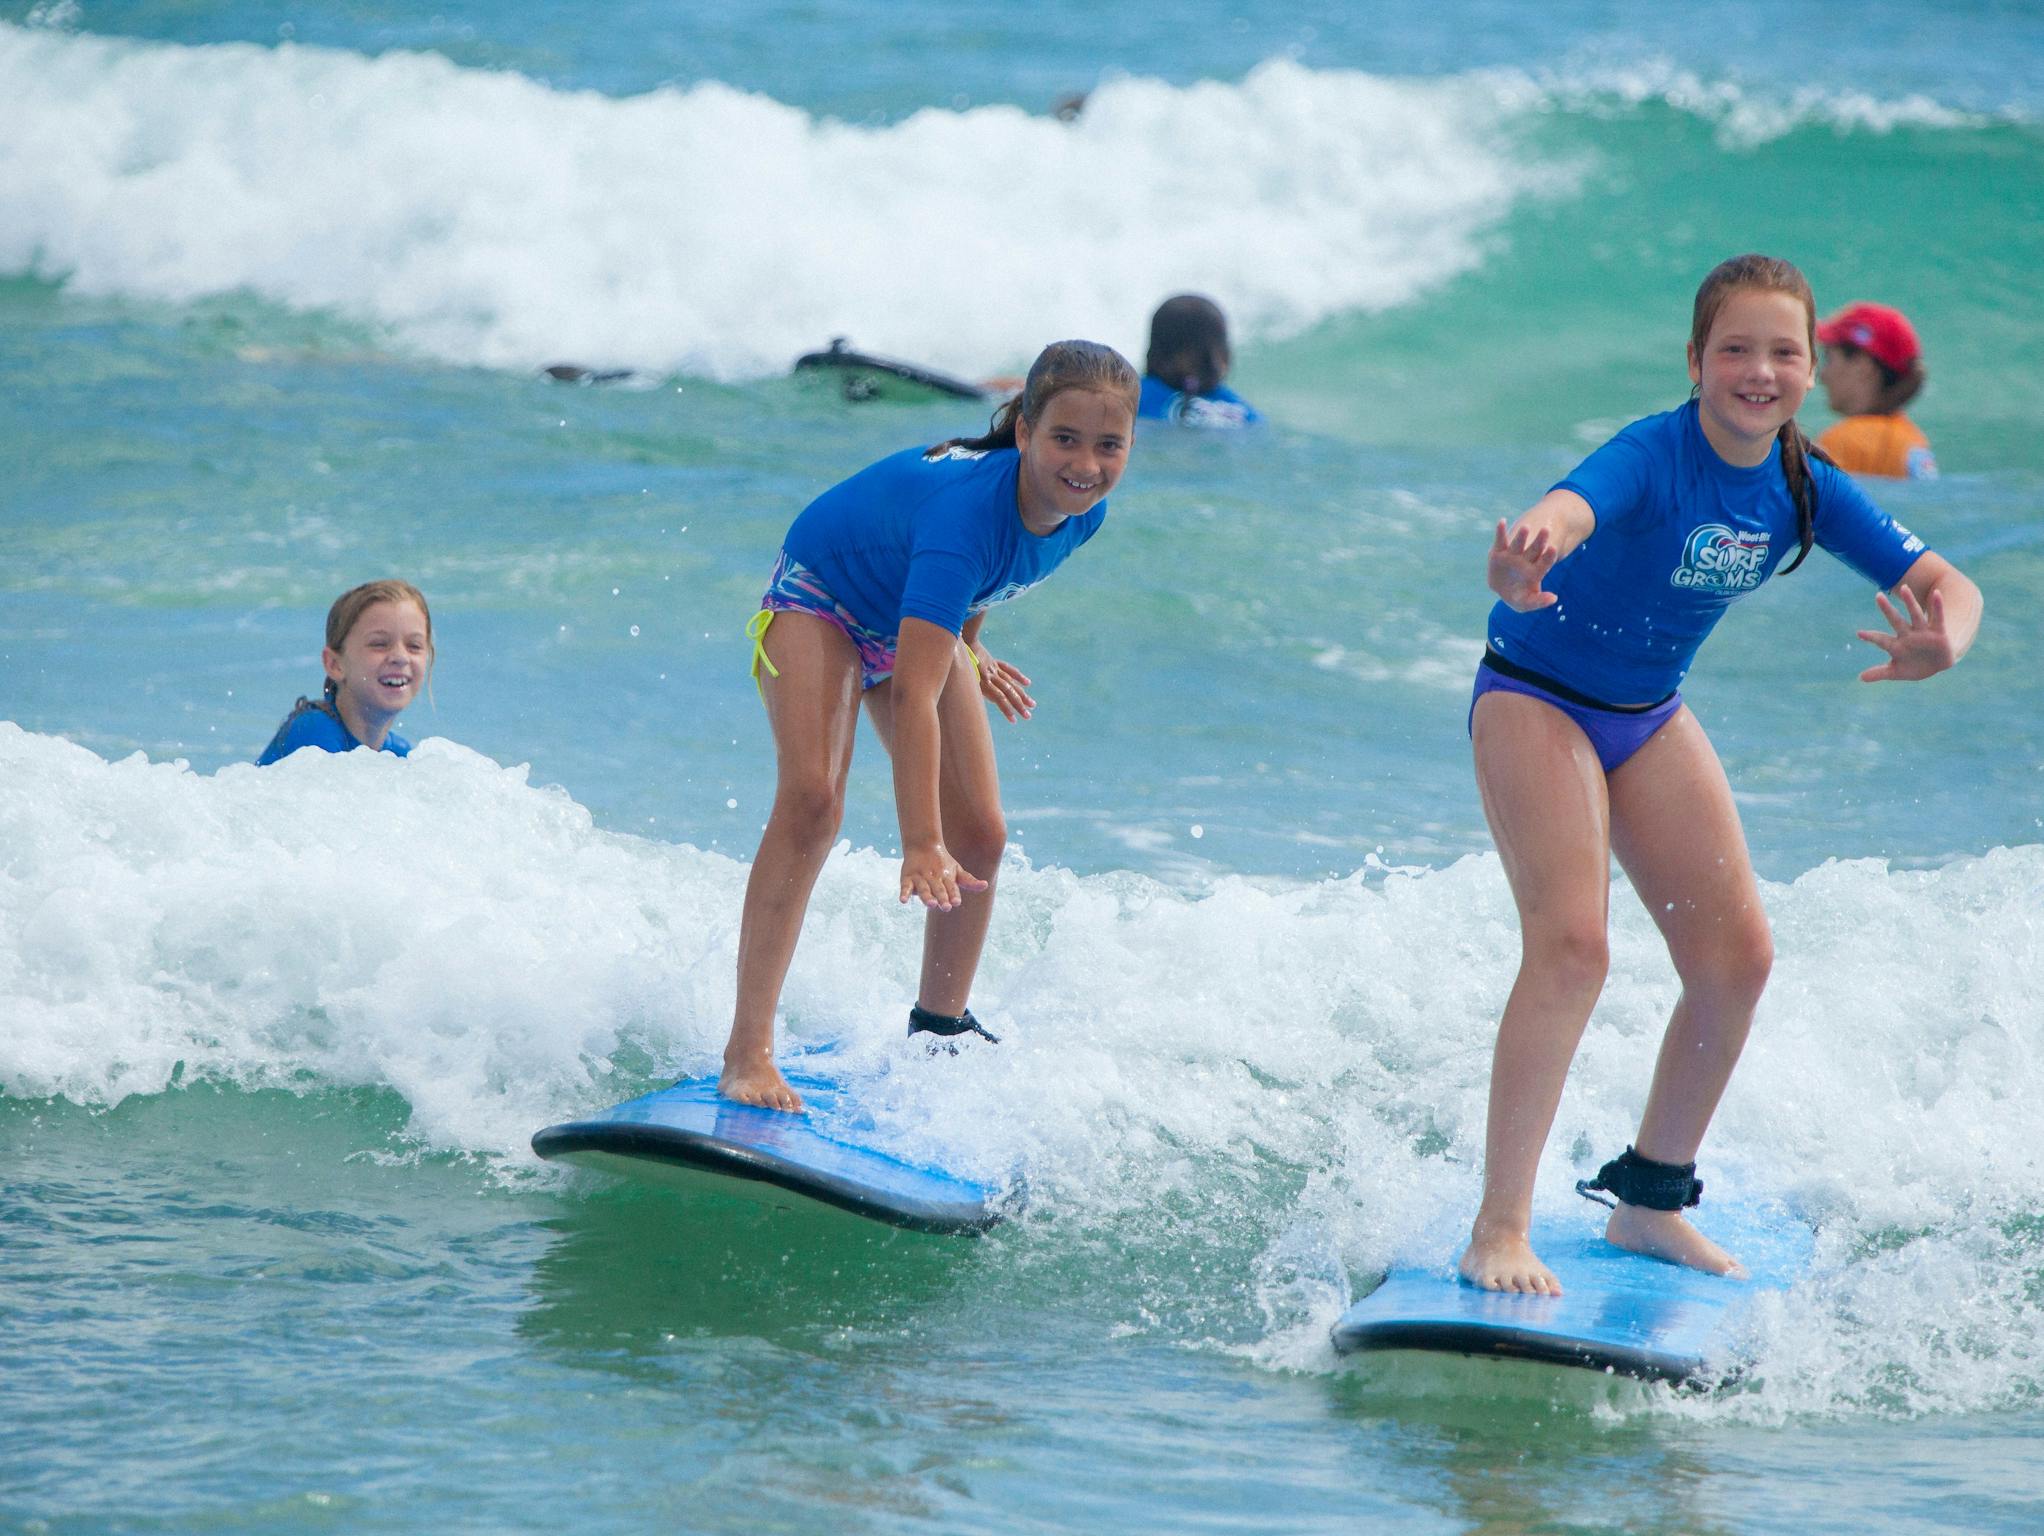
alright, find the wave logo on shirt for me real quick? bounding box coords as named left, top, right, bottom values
left=1169, top=394, right=1253, bottom=429
left=1671, top=524, right=1771, bottom=592
left=969, top=578, right=1046, bottom=614
left=929, top=444, right=990, bottom=462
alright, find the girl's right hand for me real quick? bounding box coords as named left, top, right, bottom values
left=899, top=843, right=988, bottom=911
left=1488, top=518, right=1562, bottom=611
left=973, top=643, right=1036, bottom=722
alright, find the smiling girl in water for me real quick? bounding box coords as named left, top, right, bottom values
left=1459, top=255, right=1982, bottom=1294
left=257, top=580, right=433, bottom=765
left=723, top=340, right=1139, bottom=1112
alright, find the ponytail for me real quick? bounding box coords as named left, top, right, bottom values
left=1774, top=421, right=1835, bottom=576
left=927, top=339, right=1139, bottom=459
left=932, top=393, right=1028, bottom=457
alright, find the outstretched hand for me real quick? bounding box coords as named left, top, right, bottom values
left=1489, top=518, right=1561, bottom=611
left=1857, top=585, right=1956, bottom=682
left=899, top=842, right=988, bottom=911
left=973, top=642, right=1036, bottom=721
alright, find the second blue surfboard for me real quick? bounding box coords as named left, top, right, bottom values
left=1332, top=1200, right=1813, bottom=1384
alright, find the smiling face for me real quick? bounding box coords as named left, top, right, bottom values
left=1686, top=286, right=1816, bottom=466
left=1012, top=387, right=1134, bottom=531
left=323, top=598, right=431, bottom=731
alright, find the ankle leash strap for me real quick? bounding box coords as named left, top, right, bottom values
left=1576, top=1146, right=1703, bottom=1211
left=907, top=1005, right=1001, bottom=1044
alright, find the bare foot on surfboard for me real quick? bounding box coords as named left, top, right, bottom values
left=1605, top=1204, right=1747, bottom=1277
left=1458, top=1220, right=1563, bottom=1295
left=718, top=1057, right=805, bottom=1113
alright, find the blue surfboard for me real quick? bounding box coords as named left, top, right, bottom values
left=531, top=1071, right=1002, bottom=1235
left=1331, top=1201, right=1813, bottom=1384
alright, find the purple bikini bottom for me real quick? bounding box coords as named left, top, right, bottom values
left=1469, top=653, right=1683, bottom=774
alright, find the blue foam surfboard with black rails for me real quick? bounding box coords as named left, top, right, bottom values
left=531, top=1070, right=1002, bottom=1235
left=1331, top=1200, right=1813, bottom=1384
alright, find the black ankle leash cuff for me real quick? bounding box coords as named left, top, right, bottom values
left=1576, top=1146, right=1703, bottom=1211
left=907, top=1005, right=1001, bottom=1044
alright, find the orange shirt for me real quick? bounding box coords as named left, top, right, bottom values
left=1816, top=414, right=1937, bottom=480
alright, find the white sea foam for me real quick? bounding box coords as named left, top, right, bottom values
left=6, top=722, right=2042, bottom=1413
left=1521, top=57, right=1984, bottom=148
left=0, top=26, right=1551, bottom=376
left=1231, top=836, right=2044, bottom=1418
left=2, top=27, right=1998, bottom=378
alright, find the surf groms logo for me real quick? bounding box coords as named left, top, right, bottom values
left=1672, top=524, right=1771, bottom=592
left=1168, top=394, right=1253, bottom=429
left=970, top=577, right=1047, bottom=613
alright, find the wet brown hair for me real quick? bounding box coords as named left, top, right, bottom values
left=1689, top=253, right=1835, bottom=576
left=928, top=340, right=1139, bottom=457
left=322, top=579, right=434, bottom=703
left=1145, top=294, right=1231, bottom=396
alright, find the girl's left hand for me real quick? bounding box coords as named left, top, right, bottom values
left=1857, top=585, right=1957, bottom=682
left=973, top=643, right=1036, bottom=721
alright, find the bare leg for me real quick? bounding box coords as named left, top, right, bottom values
left=723, top=614, right=862, bottom=1111
left=864, top=639, right=1007, bottom=1019
left=1604, top=708, right=1772, bottom=1276
left=1459, top=691, right=1614, bottom=1295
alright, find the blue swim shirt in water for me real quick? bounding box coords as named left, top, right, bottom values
left=780, top=444, right=1106, bottom=636
left=256, top=699, right=413, bottom=766
left=1486, top=400, right=1928, bottom=704
left=1137, top=373, right=1261, bottom=429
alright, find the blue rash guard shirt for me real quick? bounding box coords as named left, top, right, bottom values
left=1137, top=373, right=1261, bottom=429
left=780, top=444, right=1107, bottom=636
left=1486, top=400, right=1928, bottom=704
left=257, top=699, right=413, bottom=766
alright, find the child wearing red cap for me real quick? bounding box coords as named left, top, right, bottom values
left=1816, top=301, right=1936, bottom=479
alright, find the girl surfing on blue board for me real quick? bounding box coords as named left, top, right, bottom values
left=1460, top=254, right=1983, bottom=1295
left=722, top=341, right=1141, bottom=1112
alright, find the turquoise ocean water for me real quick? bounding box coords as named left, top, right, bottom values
left=4, top=2, right=2042, bottom=1530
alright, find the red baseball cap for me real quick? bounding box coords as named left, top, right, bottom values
left=1817, top=302, right=1921, bottom=373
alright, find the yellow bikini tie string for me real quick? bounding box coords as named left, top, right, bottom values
left=746, top=609, right=780, bottom=698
